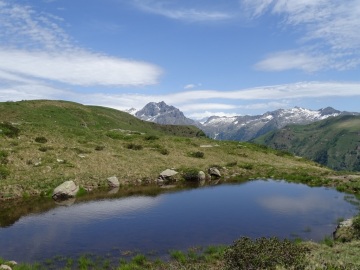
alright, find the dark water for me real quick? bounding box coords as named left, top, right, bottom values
left=0, top=179, right=359, bottom=263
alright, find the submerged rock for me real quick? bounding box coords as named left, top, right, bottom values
left=52, top=180, right=79, bottom=201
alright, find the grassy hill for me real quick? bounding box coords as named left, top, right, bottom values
left=253, top=115, right=360, bottom=171
left=0, top=100, right=356, bottom=200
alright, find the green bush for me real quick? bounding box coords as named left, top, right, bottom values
left=353, top=215, right=360, bottom=239
left=0, top=165, right=10, bottom=180
left=0, top=122, right=20, bottom=138
left=182, top=168, right=201, bottom=182
left=144, top=135, right=159, bottom=141
left=126, top=143, right=143, bottom=150
left=224, top=237, right=308, bottom=270
left=35, top=136, right=48, bottom=143
left=189, top=151, right=204, bottom=158
left=0, top=150, right=9, bottom=165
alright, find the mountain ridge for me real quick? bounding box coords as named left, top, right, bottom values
left=128, top=102, right=358, bottom=141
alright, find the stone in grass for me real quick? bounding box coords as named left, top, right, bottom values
left=52, top=180, right=79, bottom=201
left=208, top=167, right=221, bottom=178
left=0, top=264, right=12, bottom=270
left=107, top=176, right=120, bottom=188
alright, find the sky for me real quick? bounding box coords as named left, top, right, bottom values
left=1, top=0, right=360, bottom=120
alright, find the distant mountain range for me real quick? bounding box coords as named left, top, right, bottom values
left=127, top=101, right=358, bottom=141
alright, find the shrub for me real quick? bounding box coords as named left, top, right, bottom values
left=144, top=135, right=159, bottom=141
left=159, top=148, right=169, bottom=155
left=0, top=122, right=20, bottom=138
left=189, top=151, right=204, bottom=158
left=0, top=150, right=9, bottom=165
left=353, top=215, right=360, bottom=239
left=95, top=145, right=105, bottom=151
left=126, top=143, right=143, bottom=150
left=182, top=168, right=201, bottom=182
left=35, top=136, right=48, bottom=143
left=0, top=166, right=10, bottom=180
left=224, top=237, right=308, bottom=270
left=239, top=163, right=253, bottom=170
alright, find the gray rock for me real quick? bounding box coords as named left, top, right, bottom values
left=107, top=176, right=120, bottom=188
left=198, top=171, right=206, bottom=181
left=160, top=169, right=178, bottom=178
left=0, top=265, right=12, bottom=270
left=52, top=180, right=79, bottom=200
left=208, top=167, right=221, bottom=178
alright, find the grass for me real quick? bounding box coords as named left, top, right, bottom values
left=1, top=100, right=347, bottom=200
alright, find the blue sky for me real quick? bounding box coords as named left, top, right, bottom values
left=1, top=0, right=360, bottom=119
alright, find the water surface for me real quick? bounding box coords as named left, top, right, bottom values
left=0, top=179, right=358, bottom=263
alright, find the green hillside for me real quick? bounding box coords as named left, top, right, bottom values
left=253, top=115, right=360, bottom=171
left=0, top=100, right=353, bottom=200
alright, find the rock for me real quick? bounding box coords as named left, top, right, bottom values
left=107, top=176, right=120, bottom=188
left=52, top=180, right=79, bottom=200
left=208, top=167, right=221, bottom=178
left=78, top=154, right=86, bottom=158
left=0, top=265, right=12, bottom=270
left=158, top=169, right=179, bottom=185
left=57, top=159, right=64, bottom=163
left=7, top=262, right=16, bottom=266
left=160, top=169, right=178, bottom=178
left=156, top=177, right=165, bottom=186
left=198, top=171, right=206, bottom=181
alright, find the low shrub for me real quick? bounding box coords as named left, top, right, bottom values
left=0, top=122, right=20, bottom=138
left=159, top=148, right=169, bottom=155
left=224, top=237, right=308, bottom=270
left=353, top=215, right=360, bottom=239
left=0, top=165, right=10, bottom=180
left=182, top=168, right=201, bottom=182
left=35, top=136, right=48, bottom=143
left=239, top=163, right=253, bottom=170
left=94, top=145, right=105, bottom=151
left=189, top=151, right=204, bottom=158
left=144, top=135, right=159, bottom=141
left=0, top=150, right=9, bottom=165
left=126, top=143, right=143, bottom=150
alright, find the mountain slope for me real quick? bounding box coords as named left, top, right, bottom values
left=253, top=115, right=360, bottom=171
left=202, top=107, right=347, bottom=141
left=135, top=101, right=199, bottom=126
left=0, top=100, right=335, bottom=200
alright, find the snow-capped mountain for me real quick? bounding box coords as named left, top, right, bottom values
left=126, top=103, right=357, bottom=141
left=134, top=101, right=199, bottom=126
left=201, top=107, right=348, bottom=141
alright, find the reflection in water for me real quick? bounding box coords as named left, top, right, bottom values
left=0, top=179, right=358, bottom=263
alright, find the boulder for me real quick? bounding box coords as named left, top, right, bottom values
left=198, top=171, right=206, bottom=181
left=52, top=180, right=79, bottom=200
left=208, top=167, right=221, bottom=178
left=160, top=169, right=178, bottom=178
left=0, top=265, right=12, bottom=270
left=107, top=176, right=120, bottom=188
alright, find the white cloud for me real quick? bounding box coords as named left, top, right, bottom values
left=0, top=0, right=161, bottom=87
left=184, top=83, right=202, bottom=90
left=187, top=111, right=239, bottom=120
left=132, top=0, right=232, bottom=22
left=180, top=103, right=237, bottom=112
left=255, top=50, right=328, bottom=72
left=243, top=0, right=360, bottom=71
left=0, top=49, right=162, bottom=86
